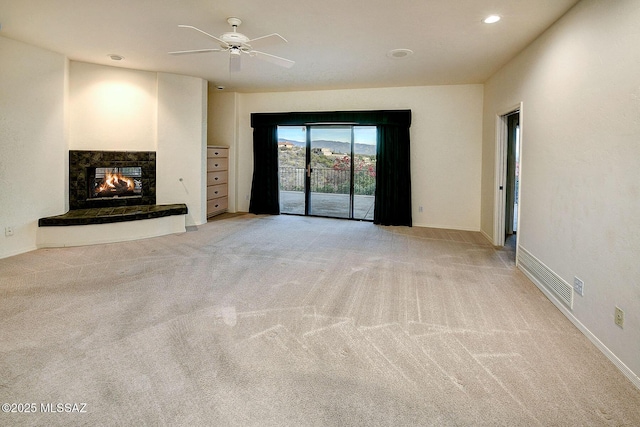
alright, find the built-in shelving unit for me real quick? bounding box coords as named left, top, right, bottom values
left=207, top=146, right=229, bottom=217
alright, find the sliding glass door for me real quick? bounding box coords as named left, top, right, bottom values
left=352, top=126, right=377, bottom=220
left=277, top=126, right=306, bottom=215
left=309, top=126, right=351, bottom=218
left=278, top=125, right=376, bottom=220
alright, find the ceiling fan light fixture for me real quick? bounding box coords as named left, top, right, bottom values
left=387, top=48, right=413, bottom=59
left=483, top=15, right=501, bottom=24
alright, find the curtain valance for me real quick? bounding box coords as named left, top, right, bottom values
left=251, top=110, right=411, bottom=127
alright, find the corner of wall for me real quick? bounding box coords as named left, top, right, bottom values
left=0, top=37, right=67, bottom=259
left=63, top=57, right=71, bottom=212
left=208, top=90, right=239, bottom=213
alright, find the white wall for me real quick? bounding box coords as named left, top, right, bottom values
left=0, top=36, right=67, bottom=258
left=157, top=73, right=208, bottom=226
left=69, top=62, right=157, bottom=151
left=211, top=85, right=483, bottom=230
left=68, top=62, right=208, bottom=227
left=481, top=0, right=640, bottom=384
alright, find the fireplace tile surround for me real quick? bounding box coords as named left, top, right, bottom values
left=69, top=150, right=156, bottom=210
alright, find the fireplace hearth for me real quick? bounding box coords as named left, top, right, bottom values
left=69, top=150, right=156, bottom=210
left=39, top=150, right=186, bottom=233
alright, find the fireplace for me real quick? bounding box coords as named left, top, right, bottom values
left=89, top=167, right=143, bottom=199
left=69, top=150, right=156, bottom=210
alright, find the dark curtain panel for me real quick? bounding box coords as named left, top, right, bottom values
left=374, top=125, right=412, bottom=226
left=249, top=125, right=280, bottom=214
left=250, top=110, right=411, bottom=225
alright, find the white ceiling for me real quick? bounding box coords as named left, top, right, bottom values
left=0, top=0, right=579, bottom=92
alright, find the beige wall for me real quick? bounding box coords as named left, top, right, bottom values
left=481, top=0, right=640, bottom=384
left=68, top=62, right=208, bottom=226
left=0, top=36, right=67, bottom=258
left=211, top=84, right=484, bottom=231
left=156, top=73, right=208, bottom=226
left=69, top=62, right=157, bottom=151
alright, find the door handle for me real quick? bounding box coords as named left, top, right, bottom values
left=306, top=164, right=312, bottom=177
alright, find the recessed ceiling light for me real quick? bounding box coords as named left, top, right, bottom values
left=108, top=54, right=124, bottom=61
left=387, top=49, right=413, bottom=59
left=483, top=15, right=501, bottom=24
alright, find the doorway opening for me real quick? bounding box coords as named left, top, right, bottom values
left=277, top=125, right=377, bottom=220
left=505, top=112, right=520, bottom=237
left=494, top=104, right=523, bottom=253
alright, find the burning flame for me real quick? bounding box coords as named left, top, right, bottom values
left=96, top=171, right=135, bottom=194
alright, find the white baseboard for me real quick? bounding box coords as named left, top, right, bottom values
left=0, top=244, right=38, bottom=260
left=480, top=229, right=494, bottom=246
left=411, top=222, right=480, bottom=232
left=520, top=267, right=640, bottom=391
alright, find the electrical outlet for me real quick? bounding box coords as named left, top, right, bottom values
left=573, top=277, right=584, bottom=296
left=4, top=226, right=14, bottom=237
left=615, top=307, right=624, bottom=328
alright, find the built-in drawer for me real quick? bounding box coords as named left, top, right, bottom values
left=207, top=147, right=229, bottom=158
left=206, top=146, right=229, bottom=217
left=207, top=171, right=228, bottom=185
left=207, top=184, right=228, bottom=200
left=207, top=157, right=228, bottom=171
left=207, top=197, right=228, bottom=214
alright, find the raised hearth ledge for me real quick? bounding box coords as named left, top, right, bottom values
left=37, top=204, right=187, bottom=248
left=38, top=204, right=187, bottom=226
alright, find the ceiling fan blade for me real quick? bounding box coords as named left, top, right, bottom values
left=250, top=50, right=295, bottom=68
left=178, top=25, right=227, bottom=46
left=229, top=51, right=241, bottom=73
left=246, top=33, right=288, bottom=45
left=168, top=48, right=223, bottom=55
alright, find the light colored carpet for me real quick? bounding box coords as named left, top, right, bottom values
left=1, top=214, right=639, bottom=426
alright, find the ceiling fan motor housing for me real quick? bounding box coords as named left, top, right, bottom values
left=221, top=32, right=250, bottom=49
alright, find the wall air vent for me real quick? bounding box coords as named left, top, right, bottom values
left=518, top=246, right=573, bottom=309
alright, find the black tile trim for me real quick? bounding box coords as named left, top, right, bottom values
left=38, top=204, right=188, bottom=226
left=69, top=150, right=156, bottom=210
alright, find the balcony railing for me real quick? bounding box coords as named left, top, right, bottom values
left=279, top=167, right=375, bottom=195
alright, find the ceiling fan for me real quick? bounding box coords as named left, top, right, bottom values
left=169, top=17, right=295, bottom=72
